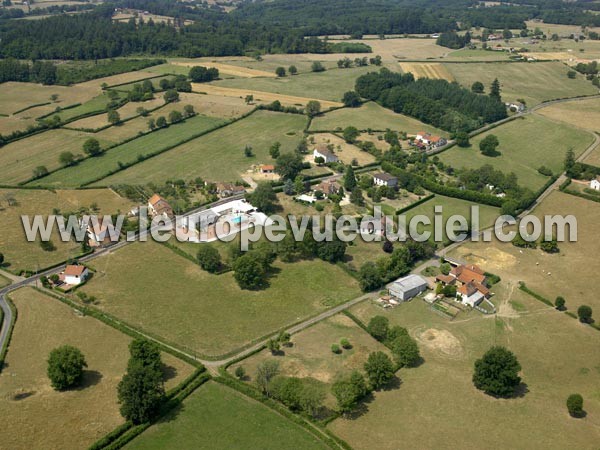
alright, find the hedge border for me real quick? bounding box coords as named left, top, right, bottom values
left=396, top=193, right=435, bottom=214
left=0, top=295, right=17, bottom=373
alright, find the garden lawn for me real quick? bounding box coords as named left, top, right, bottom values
left=0, top=129, right=110, bottom=185
left=329, top=296, right=600, bottom=450
left=29, top=114, right=225, bottom=187
left=310, top=101, right=447, bottom=136
left=446, top=61, right=597, bottom=106
left=0, top=287, right=192, bottom=450
left=81, top=241, right=360, bottom=358
left=124, top=381, right=329, bottom=450
left=94, top=111, right=307, bottom=186
left=439, top=115, right=595, bottom=191
left=0, top=188, right=133, bottom=273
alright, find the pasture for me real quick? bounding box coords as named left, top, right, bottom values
left=0, top=287, right=192, bottom=450
left=192, top=83, right=343, bottom=109
left=125, top=381, right=329, bottom=450
left=309, top=133, right=376, bottom=166
left=451, top=190, right=600, bottom=312
left=329, top=295, right=600, bottom=450
left=0, top=188, right=132, bottom=273
left=45, top=91, right=126, bottom=123
left=444, top=48, right=511, bottom=61
left=536, top=97, right=600, bottom=133
left=0, top=116, right=37, bottom=135
left=344, top=38, right=449, bottom=62
left=0, top=129, right=111, bottom=185
left=211, top=66, right=372, bottom=103
left=94, top=111, right=307, bottom=186
left=0, top=81, right=97, bottom=117
left=398, top=62, right=455, bottom=80
left=29, top=114, right=225, bottom=187
left=446, top=61, right=597, bottom=106
left=230, top=313, right=390, bottom=408
left=439, top=115, right=595, bottom=191
left=310, top=101, right=447, bottom=136
left=80, top=241, right=360, bottom=358
left=171, top=60, right=276, bottom=78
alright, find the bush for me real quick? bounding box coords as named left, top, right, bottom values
left=197, top=245, right=221, bottom=273
left=331, top=344, right=341, bottom=354
left=577, top=305, right=593, bottom=323
left=555, top=296, right=566, bottom=310
left=234, top=366, right=246, bottom=380
left=364, top=351, right=395, bottom=390
left=566, top=394, right=584, bottom=417
left=340, top=338, right=351, bottom=349
left=367, top=315, right=389, bottom=341
left=389, top=334, right=420, bottom=368
left=473, top=346, right=521, bottom=397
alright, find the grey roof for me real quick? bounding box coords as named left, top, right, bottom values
left=391, top=274, right=428, bottom=292
left=374, top=172, right=397, bottom=182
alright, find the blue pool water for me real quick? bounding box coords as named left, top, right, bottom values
left=231, top=216, right=243, bottom=224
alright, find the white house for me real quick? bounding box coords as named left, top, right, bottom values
left=414, top=132, right=447, bottom=148
left=148, top=194, right=173, bottom=218
left=505, top=102, right=525, bottom=113
left=590, top=177, right=600, bottom=191
left=313, top=144, right=339, bottom=163
left=62, top=265, right=89, bottom=286
left=373, top=172, right=398, bottom=188
left=389, top=274, right=428, bottom=301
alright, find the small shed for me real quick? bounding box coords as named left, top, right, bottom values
left=389, top=274, right=428, bottom=301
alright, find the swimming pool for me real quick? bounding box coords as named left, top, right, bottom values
left=231, top=216, right=243, bottom=224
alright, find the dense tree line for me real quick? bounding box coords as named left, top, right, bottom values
left=356, top=69, right=507, bottom=132
left=436, top=31, right=471, bottom=49
left=0, top=58, right=57, bottom=84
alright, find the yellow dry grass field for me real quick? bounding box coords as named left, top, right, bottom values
left=398, top=62, right=455, bottom=80
left=536, top=97, right=600, bottom=132
left=76, top=70, right=161, bottom=90
left=520, top=51, right=592, bottom=62
left=524, top=20, right=600, bottom=37
left=66, top=96, right=166, bottom=130
left=113, top=11, right=194, bottom=26
left=191, top=83, right=343, bottom=109
left=0, top=188, right=133, bottom=273
left=0, top=81, right=98, bottom=117
left=0, top=116, right=37, bottom=135
left=309, top=133, right=377, bottom=166
left=0, top=287, right=193, bottom=450
left=171, top=61, right=277, bottom=78
left=0, top=129, right=111, bottom=185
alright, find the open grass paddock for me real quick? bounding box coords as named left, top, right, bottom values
left=171, top=60, right=277, bottom=78
left=536, top=97, right=600, bottom=133
left=80, top=241, right=360, bottom=357
left=329, top=296, right=600, bottom=449
left=210, top=66, right=372, bottom=103
left=446, top=61, right=597, bottom=106
left=310, top=101, right=447, bottom=136
left=451, top=190, right=600, bottom=312
left=29, top=114, right=225, bottom=187
left=0, top=287, right=193, bottom=450
left=125, top=381, right=329, bottom=450
left=95, top=111, right=307, bottom=186
left=398, top=62, right=455, bottom=80
left=0, top=129, right=111, bottom=185
left=439, top=115, right=594, bottom=191
left=0, top=188, right=132, bottom=273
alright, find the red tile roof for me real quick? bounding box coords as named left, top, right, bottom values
left=64, top=265, right=86, bottom=276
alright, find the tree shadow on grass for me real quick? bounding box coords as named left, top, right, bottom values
left=156, top=399, right=186, bottom=425
left=162, top=364, right=178, bottom=383
left=381, top=375, right=403, bottom=391
left=76, top=370, right=103, bottom=390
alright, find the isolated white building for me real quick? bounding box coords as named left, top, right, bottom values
left=62, top=265, right=89, bottom=285
left=590, top=177, right=600, bottom=191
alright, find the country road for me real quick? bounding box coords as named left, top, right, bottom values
left=1, top=92, right=599, bottom=373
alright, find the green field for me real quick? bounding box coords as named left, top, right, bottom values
left=94, top=111, right=307, bottom=186
left=29, top=114, right=225, bottom=187
left=212, top=66, right=373, bottom=102
left=81, top=241, right=360, bottom=357
left=113, top=75, right=176, bottom=92
left=446, top=61, right=597, bottom=106
left=125, top=382, right=329, bottom=450
left=444, top=48, right=511, bottom=61
left=439, top=115, right=595, bottom=191
left=0, top=129, right=111, bottom=185
left=329, top=296, right=600, bottom=449
left=310, top=101, right=448, bottom=135
left=45, top=91, right=125, bottom=122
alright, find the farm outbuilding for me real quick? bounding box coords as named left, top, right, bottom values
left=389, top=274, right=428, bottom=301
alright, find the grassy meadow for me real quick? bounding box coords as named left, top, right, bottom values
left=125, top=381, right=330, bottom=450
left=80, top=241, right=361, bottom=357
left=536, top=97, right=600, bottom=133
left=310, top=101, right=448, bottom=136
left=446, top=61, right=597, bottom=106
left=0, top=188, right=132, bottom=273
left=0, top=287, right=193, bottom=450
left=94, top=111, right=307, bottom=186
left=329, top=296, right=600, bottom=450
left=439, top=115, right=595, bottom=191
left=29, top=114, right=225, bottom=187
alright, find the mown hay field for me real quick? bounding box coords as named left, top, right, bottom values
left=81, top=241, right=360, bottom=357
left=0, top=287, right=193, bottom=450
left=95, top=110, right=307, bottom=186
left=29, top=114, right=225, bottom=187
left=171, top=60, right=277, bottom=78
left=0, top=188, right=132, bottom=273
left=398, top=62, right=455, bottom=80
left=536, top=97, right=600, bottom=133
left=439, top=115, right=594, bottom=191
